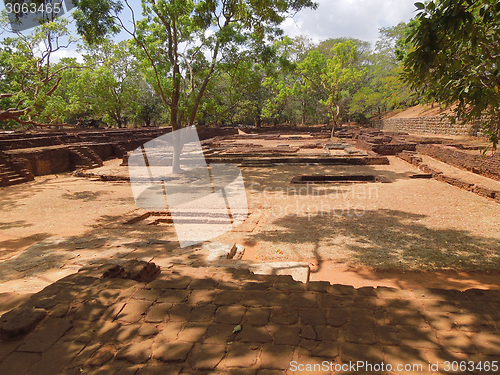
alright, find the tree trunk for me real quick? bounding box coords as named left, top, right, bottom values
left=255, top=114, right=262, bottom=128
left=301, top=101, right=306, bottom=126
left=171, top=61, right=185, bottom=174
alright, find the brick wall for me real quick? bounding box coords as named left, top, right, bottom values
left=371, top=116, right=483, bottom=136
left=416, top=144, right=500, bottom=181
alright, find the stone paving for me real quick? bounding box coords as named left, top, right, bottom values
left=1, top=261, right=500, bottom=375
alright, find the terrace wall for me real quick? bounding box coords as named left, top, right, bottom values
left=371, top=116, right=482, bottom=136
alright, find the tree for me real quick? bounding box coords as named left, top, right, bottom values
left=134, top=82, right=164, bottom=127
left=0, top=14, right=77, bottom=128
left=350, top=22, right=418, bottom=121
left=72, top=0, right=317, bottom=171
left=71, top=0, right=317, bottom=130
left=403, top=0, right=500, bottom=148
left=299, top=40, right=366, bottom=131
left=68, top=40, right=141, bottom=128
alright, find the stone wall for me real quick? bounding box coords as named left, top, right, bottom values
left=5, top=147, right=73, bottom=176
left=197, top=127, right=238, bottom=140
left=1, top=127, right=241, bottom=177
left=416, top=144, right=500, bottom=181
left=0, top=128, right=172, bottom=151
left=371, top=116, right=482, bottom=136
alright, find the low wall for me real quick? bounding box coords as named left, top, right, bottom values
left=0, top=128, right=172, bottom=151
left=371, top=116, right=482, bottom=136
left=416, top=144, right=500, bottom=181
left=2, top=127, right=241, bottom=177
left=197, top=127, right=239, bottom=140
left=5, top=147, right=73, bottom=176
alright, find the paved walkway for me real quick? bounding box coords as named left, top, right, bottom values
left=1, top=262, right=500, bottom=375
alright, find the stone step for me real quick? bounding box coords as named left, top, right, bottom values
left=4, top=177, right=29, bottom=186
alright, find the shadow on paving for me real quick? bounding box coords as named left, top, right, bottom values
left=249, top=209, right=500, bottom=276
left=1, top=264, right=500, bottom=374
left=0, top=210, right=179, bottom=284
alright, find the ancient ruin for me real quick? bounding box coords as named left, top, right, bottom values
left=1, top=122, right=500, bottom=374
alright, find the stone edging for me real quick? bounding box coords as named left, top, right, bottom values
left=398, top=151, right=500, bottom=204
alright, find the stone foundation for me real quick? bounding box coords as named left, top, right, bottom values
left=0, top=127, right=239, bottom=178
left=416, top=144, right=500, bottom=181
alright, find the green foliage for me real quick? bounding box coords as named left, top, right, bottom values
left=0, top=2, right=422, bottom=131
left=0, top=14, right=78, bottom=128
left=72, top=0, right=318, bottom=130
left=349, top=22, right=419, bottom=121
left=403, top=0, right=500, bottom=148
left=262, top=37, right=372, bottom=126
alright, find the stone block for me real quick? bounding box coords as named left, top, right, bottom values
left=203, top=242, right=237, bottom=262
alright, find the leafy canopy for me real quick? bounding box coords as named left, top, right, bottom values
left=403, top=0, right=500, bottom=148
left=71, top=0, right=318, bottom=130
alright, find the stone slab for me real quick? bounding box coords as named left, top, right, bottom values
left=248, top=262, right=310, bottom=283
left=203, top=242, right=237, bottom=262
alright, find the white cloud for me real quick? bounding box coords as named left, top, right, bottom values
left=50, top=47, right=84, bottom=63
left=282, top=0, right=418, bottom=48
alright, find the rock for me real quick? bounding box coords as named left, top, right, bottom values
left=232, top=245, right=245, bottom=260
left=102, top=260, right=161, bottom=283
left=203, top=242, right=237, bottom=262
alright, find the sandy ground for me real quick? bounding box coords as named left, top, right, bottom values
left=1, top=144, right=500, bottom=294
left=218, top=157, right=500, bottom=271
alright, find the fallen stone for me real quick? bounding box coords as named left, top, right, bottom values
left=249, top=262, right=310, bottom=283
left=147, top=239, right=171, bottom=245
left=0, top=308, right=47, bottom=339
left=102, top=260, right=161, bottom=283
left=409, top=173, right=433, bottom=179
left=203, top=242, right=237, bottom=262
left=232, top=245, right=245, bottom=260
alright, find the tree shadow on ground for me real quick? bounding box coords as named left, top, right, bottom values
left=1, top=266, right=500, bottom=374
left=0, top=220, right=33, bottom=231
left=248, top=208, right=500, bottom=278
left=61, top=190, right=111, bottom=202
left=0, top=210, right=181, bottom=288
left=0, top=233, right=50, bottom=261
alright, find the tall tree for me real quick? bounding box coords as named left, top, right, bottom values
left=72, top=0, right=317, bottom=171
left=70, top=40, right=141, bottom=128
left=299, top=40, right=366, bottom=131
left=72, top=0, right=317, bottom=130
left=403, top=0, right=500, bottom=148
left=350, top=22, right=418, bottom=121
